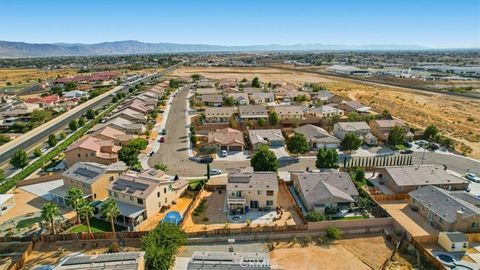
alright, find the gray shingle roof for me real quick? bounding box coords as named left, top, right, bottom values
left=409, top=186, right=480, bottom=223
left=294, top=124, right=340, bottom=144
left=227, top=172, right=278, bottom=191
left=248, top=129, right=285, bottom=145
left=291, top=171, right=358, bottom=204
left=443, top=231, right=467, bottom=243
left=382, top=165, right=468, bottom=187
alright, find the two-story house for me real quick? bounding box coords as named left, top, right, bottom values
left=64, top=136, right=121, bottom=167
left=333, top=121, right=377, bottom=146
left=226, top=171, right=278, bottom=213
left=369, top=119, right=413, bottom=142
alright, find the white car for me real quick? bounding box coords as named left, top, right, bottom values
left=209, top=169, right=222, bottom=175
left=466, top=173, right=480, bottom=183
left=220, top=150, right=228, bottom=157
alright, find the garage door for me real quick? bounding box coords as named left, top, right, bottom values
left=229, top=146, right=242, bottom=151
left=323, top=143, right=338, bottom=149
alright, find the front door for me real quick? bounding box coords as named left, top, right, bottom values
left=250, top=200, right=259, bottom=209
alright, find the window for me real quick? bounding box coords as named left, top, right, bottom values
left=472, top=222, right=476, bottom=228
left=109, top=190, right=112, bottom=196
left=77, top=154, right=81, bottom=157
left=266, top=200, right=273, bottom=206
left=90, top=153, right=95, bottom=157
left=93, top=194, right=96, bottom=199
left=451, top=244, right=455, bottom=249
left=109, top=176, right=114, bottom=181
left=113, top=192, right=117, bottom=198
left=266, top=190, right=274, bottom=196
left=165, top=198, right=167, bottom=203
left=164, top=188, right=167, bottom=194
left=464, top=243, right=468, bottom=248
left=157, top=192, right=160, bottom=198
left=137, top=198, right=143, bottom=205
left=257, top=191, right=262, bottom=195
left=130, top=196, right=133, bottom=201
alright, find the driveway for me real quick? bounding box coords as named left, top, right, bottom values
left=269, top=146, right=290, bottom=159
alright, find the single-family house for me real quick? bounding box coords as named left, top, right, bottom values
left=62, top=90, right=89, bottom=99
left=294, top=124, right=341, bottom=150
left=333, top=122, right=377, bottom=145
left=248, top=129, right=285, bottom=150
left=110, top=108, right=146, bottom=124
left=207, top=128, right=245, bottom=151
left=291, top=171, right=359, bottom=214
left=369, top=119, right=413, bottom=142
left=250, top=92, right=274, bottom=104
left=118, top=99, right=152, bottom=114
left=238, top=105, right=268, bottom=121
left=54, top=252, right=145, bottom=270
left=90, top=126, right=134, bottom=146
left=105, top=169, right=188, bottom=228
left=311, top=90, right=342, bottom=104
left=409, top=186, right=480, bottom=233
left=196, top=80, right=216, bottom=88
left=187, top=252, right=271, bottom=270
left=204, top=107, right=237, bottom=124
left=242, top=87, right=263, bottom=95
left=308, top=105, right=344, bottom=118
left=273, top=105, right=306, bottom=120
left=94, top=117, right=145, bottom=135
left=335, top=101, right=370, bottom=114
left=227, top=171, right=278, bottom=212
left=49, top=162, right=126, bottom=206
left=378, top=164, right=469, bottom=194
left=196, top=88, right=222, bottom=96
left=64, top=136, right=121, bottom=167
left=227, top=93, right=250, bottom=105
left=201, top=94, right=224, bottom=107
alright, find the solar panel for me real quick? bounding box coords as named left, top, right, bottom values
left=74, top=167, right=100, bottom=179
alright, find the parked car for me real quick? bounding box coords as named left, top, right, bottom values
left=161, top=129, right=167, bottom=135
left=199, top=156, right=213, bottom=163
left=149, top=151, right=154, bottom=157
left=415, top=140, right=429, bottom=147
left=404, top=142, right=413, bottom=148
left=159, top=137, right=165, bottom=143
left=189, top=156, right=201, bottom=162
left=220, top=150, right=228, bottom=157
left=400, top=149, right=414, bottom=154
left=466, top=173, right=480, bottom=182
left=429, top=143, right=440, bottom=150
left=208, top=169, right=222, bottom=176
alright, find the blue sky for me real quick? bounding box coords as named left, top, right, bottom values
left=1, top=0, right=479, bottom=48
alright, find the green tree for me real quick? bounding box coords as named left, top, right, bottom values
left=41, top=202, right=61, bottom=235
left=112, top=96, right=118, bottom=103
left=10, top=149, right=28, bottom=169
left=64, top=82, right=77, bottom=91
left=101, top=198, right=120, bottom=237
left=78, top=200, right=95, bottom=234
left=424, top=125, right=439, bottom=141
left=286, top=133, right=309, bottom=156
left=207, top=162, right=210, bottom=180
left=190, top=134, right=197, bottom=145
left=30, top=109, right=48, bottom=123
left=118, top=146, right=140, bottom=167
left=50, top=86, right=63, bottom=96
left=154, top=163, right=168, bottom=172
left=86, top=109, right=96, bottom=120
left=78, top=117, right=86, bottom=127
left=347, top=112, right=360, bottom=122
left=48, top=134, right=57, bottom=147
left=33, top=147, right=42, bottom=158
left=250, top=145, right=279, bottom=172
left=127, top=138, right=148, bottom=151
left=305, top=211, right=326, bottom=222
left=387, top=126, right=405, bottom=146
left=340, top=133, right=362, bottom=154
left=141, top=222, right=187, bottom=270
left=199, top=144, right=219, bottom=155
left=191, top=74, right=201, bottom=81
left=326, top=226, right=341, bottom=240
left=0, top=134, right=10, bottom=144
left=252, top=77, right=261, bottom=88
left=66, top=188, right=85, bottom=224
left=268, top=112, right=279, bottom=126
left=257, top=117, right=265, bottom=127
left=295, top=95, right=308, bottom=103
left=69, top=120, right=78, bottom=131
left=223, top=96, right=235, bottom=106
left=315, top=149, right=338, bottom=169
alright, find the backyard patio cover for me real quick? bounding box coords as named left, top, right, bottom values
left=99, top=201, right=145, bottom=218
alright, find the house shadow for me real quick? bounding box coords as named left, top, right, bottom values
left=279, top=157, right=300, bottom=167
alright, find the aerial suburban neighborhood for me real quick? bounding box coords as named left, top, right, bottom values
left=0, top=1, right=479, bottom=269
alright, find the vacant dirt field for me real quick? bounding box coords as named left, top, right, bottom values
left=269, top=234, right=393, bottom=270
left=22, top=239, right=141, bottom=269
left=0, top=68, right=77, bottom=87
left=173, top=66, right=480, bottom=159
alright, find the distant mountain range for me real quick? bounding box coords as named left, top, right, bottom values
left=0, top=40, right=452, bottom=58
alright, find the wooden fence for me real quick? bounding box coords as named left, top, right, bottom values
left=15, top=174, right=64, bottom=187
left=8, top=241, right=33, bottom=270
left=308, top=217, right=393, bottom=232
left=371, top=193, right=410, bottom=202
left=179, top=187, right=204, bottom=227
left=410, top=237, right=445, bottom=269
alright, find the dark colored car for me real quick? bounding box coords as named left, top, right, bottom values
left=159, top=137, right=165, bottom=143
left=161, top=129, right=167, bottom=135
left=429, top=143, right=440, bottom=150
left=400, top=149, right=414, bottom=154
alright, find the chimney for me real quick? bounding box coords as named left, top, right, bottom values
left=456, top=210, right=464, bottom=223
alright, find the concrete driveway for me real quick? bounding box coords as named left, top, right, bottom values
left=269, top=146, right=290, bottom=159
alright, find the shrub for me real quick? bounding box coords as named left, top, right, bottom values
left=305, top=211, right=326, bottom=222
left=108, top=242, right=121, bottom=253
left=326, top=226, right=341, bottom=240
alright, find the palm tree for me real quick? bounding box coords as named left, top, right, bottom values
left=101, top=198, right=120, bottom=237
left=66, top=188, right=85, bottom=224
left=41, top=202, right=61, bottom=235
left=78, top=201, right=95, bottom=234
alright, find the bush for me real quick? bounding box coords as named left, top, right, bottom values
left=326, top=226, right=341, bottom=240
left=108, top=242, right=121, bottom=253
left=305, top=211, right=326, bottom=222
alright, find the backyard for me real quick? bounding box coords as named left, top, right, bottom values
left=67, top=217, right=126, bottom=233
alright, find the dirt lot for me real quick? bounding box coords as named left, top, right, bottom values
left=269, top=234, right=393, bottom=270
left=181, top=186, right=303, bottom=233
left=22, top=239, right=141, bottom=269
left=173, top=66, right=480, bottom=159
left=0, top=68, right=77, bottom=88
left=0, top=188, right=74, bottom=226
left=380, top=201, right=438, bottom=237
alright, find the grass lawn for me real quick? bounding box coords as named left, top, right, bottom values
left=16, top=216, right=42, bottom=229
left=392, top=144, right=407, bottom=150
left=188, top=178, right=206, bottom=190
left=331, top=216, right=368, bottom=221
left=68, top=217, right=126, bottom=233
